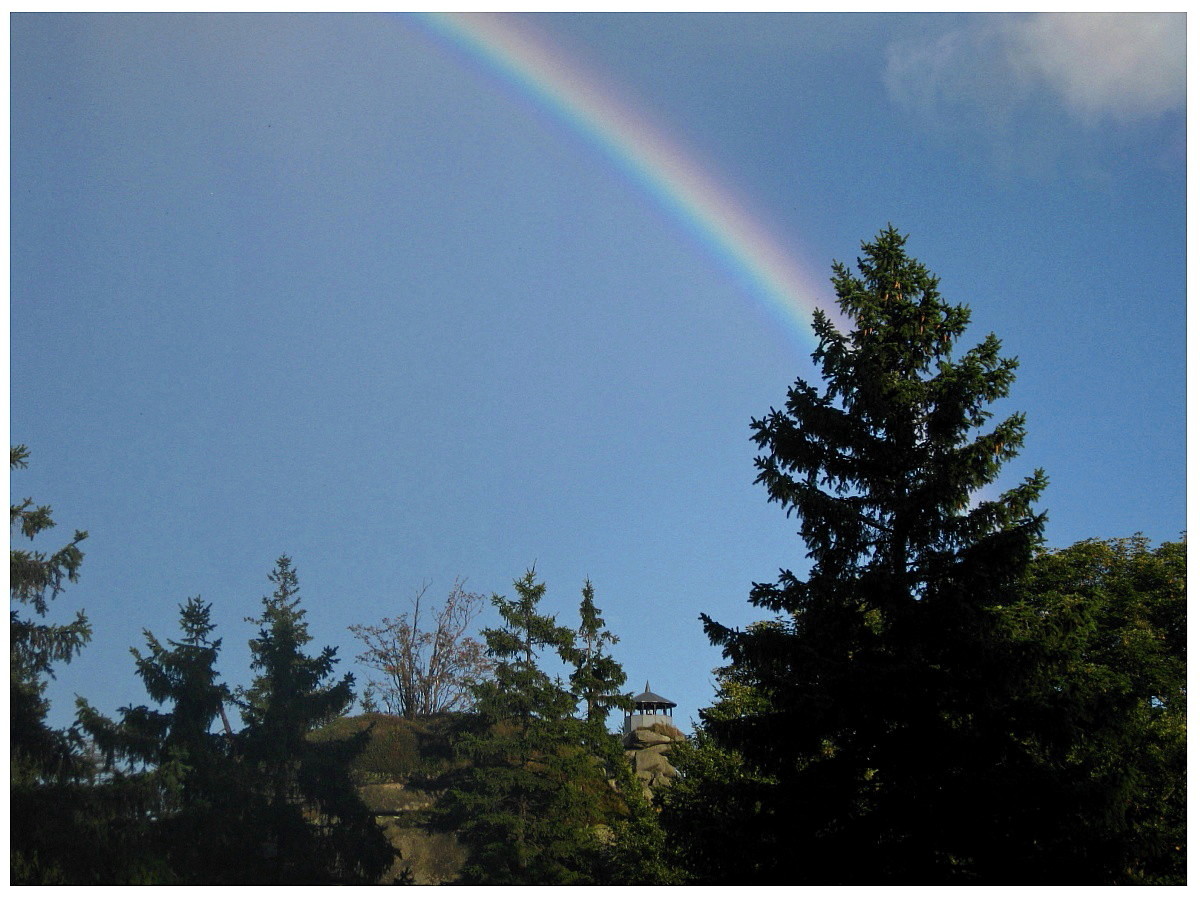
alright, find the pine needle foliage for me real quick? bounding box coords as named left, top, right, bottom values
left=443, top=569, right=594, bottom=884
left=443, top=569, right=669, bottom=884
left=238, top=556, right=395, bottom=884
left=570, top=579, right=632, bottom=727
left=78, top=597, right=230, bottom=783
left=74, top=597, right=248, bottom=882
left=701, top=227, right=1050, bottom=883
left=10, top=445, right=92, bottom=783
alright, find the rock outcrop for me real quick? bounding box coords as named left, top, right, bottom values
left=314, top=713, right=690, bottom=882
left=622, top=722, right=685, bottom=796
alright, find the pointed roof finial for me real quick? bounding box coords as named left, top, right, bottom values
left=645, top=680, right=650, bottom=693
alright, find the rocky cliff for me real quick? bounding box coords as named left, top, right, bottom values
left=622, top=721, right=685, bottom=796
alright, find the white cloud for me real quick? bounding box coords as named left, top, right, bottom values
left=1006, top=13, right=1184, bottom=124
left=886, top=13, right=1185, bottom=128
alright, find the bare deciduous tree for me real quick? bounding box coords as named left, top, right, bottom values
left=350, top=579, right=492, bottom=718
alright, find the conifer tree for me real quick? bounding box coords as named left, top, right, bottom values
left=78, top=597, right=229, bottom=785
left=569, top=579, right=630, bottom=728
left=657, top=635, right=779, bottom=884
left=445, top=570, right=674, bottom=885
left=238, top=556, right=394, bottom=884
left=10, top=445, right=91, bottom=782
left=79, top=597, right=230, bottom=777
left=444, top=569, right=588, bottom=883
left=10, top=446, right=104, bottom=883
left=566, top=580, right=677, bottom=885
left=74, top=597, right=246, bottom=882
left=240, top=556, right=354, bottom=783
left=702, top=227, right=1049, bottom=883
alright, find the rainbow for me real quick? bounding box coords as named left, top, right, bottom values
left=408, top=12, right=842, bottom=353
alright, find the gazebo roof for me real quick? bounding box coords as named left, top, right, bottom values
left=631, top=681, right=675, bottom=708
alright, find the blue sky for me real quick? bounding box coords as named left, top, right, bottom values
left=11, top=13, right=1186, bottom=733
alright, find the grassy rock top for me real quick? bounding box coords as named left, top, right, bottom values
left=644, top=721, right=685, bottom=740
left=623, top=721, right=686, bottom=750
left=308, top=712, right=472, bottom=785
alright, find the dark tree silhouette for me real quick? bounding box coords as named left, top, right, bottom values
left=238, top=556, right=395, bottom=884
left=702, top=227, right=1050, bottom=883
left=10, top=445, right=91, bottom=783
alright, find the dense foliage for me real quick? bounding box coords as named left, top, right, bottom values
left=687, top=227, right=1183, bottom=885
left=235, top=556, right=396, bottom=883
left=441, top=570, right=673, bottom=884
left=570, top=579, right=630, bottom=727
left=698, top=226, right=1050, bottom=882
left=11, top=447, right=99, bottom=883
left=1009, top=534, right=1186, bottom=882
left=74, top=597, right=240, bottom=881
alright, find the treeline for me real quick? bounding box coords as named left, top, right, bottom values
left=10, top=467, right=670, bottom=883
left=12, top=539, right=394, bottom=884
left=11, top=228, right=1185, bottom=885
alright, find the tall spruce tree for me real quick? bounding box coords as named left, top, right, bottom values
left=78, top=597, right=230, bottom=782
left=701, top=227, right=1049, bottom=883
left=10, top=445, right=91, bottom=783
left=9, top=448, right=106, bottom=883
left=240, top=556, right=354, bottom=777
left=239, top=556, right=395, bottom=884
left=74, top=597, right=246, bottom=882
left=10, top=445, right=102, bottom=883
left=570, top=579, right=630, bottom=728
left=443, top=569, right=591, bottom=883
left=566, top=580, right=677, bottom=885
